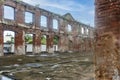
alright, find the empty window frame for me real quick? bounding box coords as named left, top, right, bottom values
left=86, top=28, right=89, bottom=35
left=53, top=19, right=58, bottom=29
left=67, top=24, right=72, bottom=32
left=25, top=12, right=34, bottom=24
left=4, top=5, right=15, bottom=20
left=41, top=15, right=47, bottom=27
left=81, top=27, right=84, bottom=34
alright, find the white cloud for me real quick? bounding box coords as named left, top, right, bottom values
left=88, top=10, right=95, bottom=16
left=22, top=0, right=94, bottom=26
left=22, top=0, right=87, bottom=12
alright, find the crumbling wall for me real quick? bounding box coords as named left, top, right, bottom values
left=0, top=0, right=94, bottom=56
left=95, top=0, right=120, bottom=79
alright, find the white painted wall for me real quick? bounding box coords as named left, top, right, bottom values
left=41, top=45, right=47, bottom=51
left=4, top=44, right=59, bottom=53
left=4, top=44, right=14, bottom=53
left=26, top=44, right=33, bottom=52
left=53, top=45, right=58, bottom=51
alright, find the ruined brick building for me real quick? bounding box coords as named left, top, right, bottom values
left=95, top=0, right=120, bottom=80
left=0, top=0, right=94, bottom=56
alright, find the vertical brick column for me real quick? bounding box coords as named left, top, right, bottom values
left=0, top=25, right=3, bottom=56
left=0, top=4, right=3, bottom=21
left=47, top=15, right=54, bottom=53
left=59, top=34, right=68, bottom=52
left=58, top=34, right=62, bottom=52
left=32, top=8, right=41, bottom=54
left=0, top=4, right=3, bottom=56
left=15, top=30, right=25, bottom=55
left=95, top=0, right=120, bottom=80
left=35, top=9, right=40, bottom=28
left=15, top=4, right=25, bottom=55
left=33, top=32, right=41, bottom=54
left=47, top=14, right=53, bottom=32
left=73, top=36, right=79, bottom=52
left=16, top=3, right=24, bottom=24
left=46, top=34, right=54, bottom=53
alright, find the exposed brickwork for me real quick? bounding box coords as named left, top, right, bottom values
left=15, top=30, right=25, bottom=55
left=0, top=24, right=3, bottom=56
left=95, top=0, right=120, bottom=79
left=0, top=0, right=94, bottom=56
left=33, top=31, right=41, bottom=54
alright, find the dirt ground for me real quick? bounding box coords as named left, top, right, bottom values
left=0, top=52, right=95, bottom=80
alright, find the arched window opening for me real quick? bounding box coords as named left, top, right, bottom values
left=4, top=5, right=15, bottom=20
left=53, top=19, right=58, bottom=29
left=41, top=15, right=47, bottom=27
left=25, top=12, right=34, bottom=24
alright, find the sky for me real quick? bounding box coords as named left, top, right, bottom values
left=22, top=0, right=95, bottom=27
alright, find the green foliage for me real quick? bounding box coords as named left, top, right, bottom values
left=15, top=0, right=22, bottom=2
left=25, top=34, right=33, bottom=44
left=5, top=37, right=14, bottom=44
left=24, top=35, right=59, bottom=45
left=11, top=37, right=14, bottom=43
left=53, top=36, right=59, bottom=44
left=41, top=36, right=46, bottom=45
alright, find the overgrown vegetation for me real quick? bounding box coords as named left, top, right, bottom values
left=41, top=36, right=46, bottom=45
left=25, top=34, right=33, bottom=44
left=53, top=36, right=59, bottom=45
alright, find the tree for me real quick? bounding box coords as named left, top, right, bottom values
left=25, top=34, right=33, bottom=44
left=41, top=36, right=46, bottom=45
left=53, top=36, right=59, bottom=45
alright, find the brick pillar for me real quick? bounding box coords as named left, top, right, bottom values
left=35, top=9, right=40, bottom=28
left=95, top=0, right=120, bottom=80
left=84, top=38, right=87, bottom=52
left=58, top=35, right=62, bottom=52
left=16, top=3, right=24, bottom=24
left=34, top=9, right=41, bottom=53
left=73, top=36, right=77, bottom=52
left=46, top=34, right=54, bottom=53
left=0, top=25, right=3, bottom=56
left=0, top=4, right=3, bottom=21
left=15, top=3, right=25, bottom=55
left=33, top=32, right=41, bottom=54
left=46, top=15, right=54, bottom=53
left=0, top=4, right=3, bottom=56
left=59, top=34, right=68, bottom=52
left=15, top=30, right=25, bottom=55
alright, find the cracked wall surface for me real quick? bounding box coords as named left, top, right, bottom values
left=95, top=0, right=120, bottom=80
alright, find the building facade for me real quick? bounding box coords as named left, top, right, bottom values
left=0, top=0, right=94, bottom=56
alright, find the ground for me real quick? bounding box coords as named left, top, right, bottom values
left=0, top=52, right=94, bottom=80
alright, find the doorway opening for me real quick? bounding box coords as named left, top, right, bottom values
left=41, top=35, right=47, bottom=52
left=53, top=35, right=59, bottom=52
left=25, top=34, right=33, bottom=53
left=3, top=31, right=15, bottom=55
